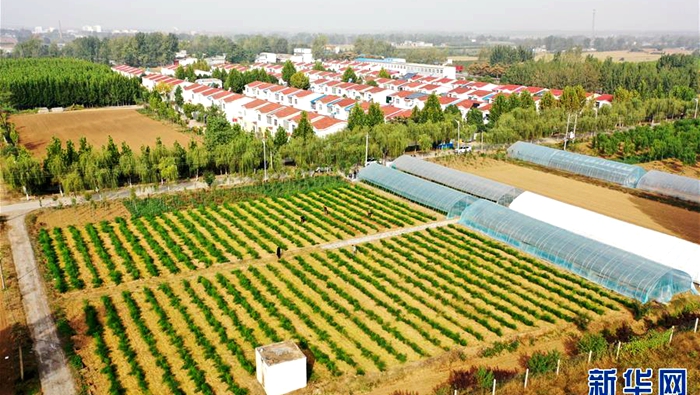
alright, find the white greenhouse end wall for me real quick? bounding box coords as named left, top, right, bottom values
left=509, top=192, right=700, bottom=283
left=256, top=342, right=307, bottom=395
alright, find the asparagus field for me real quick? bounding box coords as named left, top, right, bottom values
left=61, top=223, right=627, bottom=394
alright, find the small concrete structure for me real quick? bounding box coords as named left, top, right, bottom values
left=256, top=341, right=307, bottom=395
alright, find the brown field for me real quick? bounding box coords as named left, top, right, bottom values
left=433, top=156, right=700, bottom=244
left=638, top=158, right=700, bottom=179
left=536, top=48, right=692, bottom=63
left=12, top=108, right=199, bottom=158
left=448, top=55, right=479, bottom=62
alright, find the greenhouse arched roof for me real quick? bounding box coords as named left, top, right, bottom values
left=637, top=170, right=700, bottom=205
left=358, top=163, right=477, bottom=218
left=458, top=199, right=696, bottom=303
left=392, top=155, right=524, bottom=206
left=507, top=141, right=646, bottom=187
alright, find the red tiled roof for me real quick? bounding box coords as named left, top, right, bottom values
left=596, top=94, right=614, bottom=102
left=438, top=96, right=460, bottom=105
left=420, top=84, right=441, bottom=91
left=200, top=88, right=220, bottom=96
left=243, top=99, right=268, bottom=109
left=479, top=103, right=493, bottom=111
left=526, top=87, right=546, bottom=94
left=223, top=93, right=245, bottom=103
left=184, top=83, right=203, bottom=91
left=268, top=85, right=287, bottom=93
left=192, top=85, right=211, bottom=94
left=334, top=98, right=357, bottom=108
left=258, top=102, right=284, bottom=114
left=292, top=112, right=323, bottom=122
left=318, top=95, right=342, bottom=104
left=378, top=105, right=403, bottom=117
left=294, top=90, right=317, bottom=98
left=386, top=109, right=414, bottom=119
left=391, top=91, right=418, bottom=99
left=312, top=116, right=345, bottom=130
left=211, top=90, right=234, bottom=100
left=273, top=106, right=301, bottom=119
left=280, top=87, right=301, bottom=95
left=549, top=89, right=563, bottom=97
left=469, top=90, right=492, bottom=98
left=246, top=81, right=267, bottom=88
left=456, top=100, right=482, bottom=109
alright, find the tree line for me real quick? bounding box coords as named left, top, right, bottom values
left=0, top=58, right=144, bottom=109
left=592, top=118, right=700, bottom=164
left=501, top=52, right=699, bottom=98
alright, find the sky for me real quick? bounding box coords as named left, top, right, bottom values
left=2, top=0, right=698, bottom=34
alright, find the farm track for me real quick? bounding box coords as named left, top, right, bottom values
left=6, top=211, right=76, bottom=395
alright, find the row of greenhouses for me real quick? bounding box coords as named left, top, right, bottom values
left=358, top=160, right=698, bottom=304
left=507, top=141, right=700, bottom=204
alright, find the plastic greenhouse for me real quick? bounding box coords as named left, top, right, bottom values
left=358, top=163, right=477, bottom=218
left=636, top=170, right=700, bottom=205
left=392, top=155, right=524, bottom=206
left=507, top=142, right=647, bottom=187
left=458, top=199, right=696, bottom=303
left=509, top=192, right=700, bottom=283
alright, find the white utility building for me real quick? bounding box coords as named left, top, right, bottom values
left=256, top=341, right=307, bottom=395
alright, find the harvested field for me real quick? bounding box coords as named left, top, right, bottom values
left=433, top=156, right=700, bottom=243
left=11, top=108, right=199, bottom=157
left=535, top=48, right=692, bottom=63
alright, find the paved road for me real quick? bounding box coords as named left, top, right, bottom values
left=6, top=211, right=76, bottom=395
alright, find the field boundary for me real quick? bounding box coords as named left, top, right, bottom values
left=7, top=211, right=76, bottom=395
left=321, top=218, right=458, bottom=249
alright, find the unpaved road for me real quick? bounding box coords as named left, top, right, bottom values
left=322, top=218, right=458, bottom=249
left=6, top=211, right=76, bottom=395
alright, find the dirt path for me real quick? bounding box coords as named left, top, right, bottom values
left=6, top=211, right=76, bottom=395
left=321, top=218, right=458, bottom=250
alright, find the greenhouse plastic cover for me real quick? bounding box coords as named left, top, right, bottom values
left=392, top=155, right=525, bottom=206
left=459, top=199, right=696, bottom=303
left=636, top=170, right=700, bottom=205
left=358, top=163, right=477, bottom=218
left=507, top=141, right=647, bottom=187
left=509, top=192, right=700, bottom=283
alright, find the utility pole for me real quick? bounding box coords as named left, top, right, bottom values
left=364, top=132, right=369, bottom=166
left=262, top=138, right=268, bottom=181
left=694, top=98, right=698, bottom=119
left=454, top=119, right=461, bottom=151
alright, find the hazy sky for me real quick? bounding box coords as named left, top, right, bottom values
left=2, top=0, right=698, bottom=34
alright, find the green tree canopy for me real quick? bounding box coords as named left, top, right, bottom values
left=282, top=60, right=297, bottom=84
left=290, top=72, right=310, bottom=90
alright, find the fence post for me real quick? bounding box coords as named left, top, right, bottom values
left=556, top=359, right=561, bottom=376
left=492, top=378, right=496, bottom=395
left=588, top=350, right=592, bottom=364
left=524, top=368, right=529, bottom=388
left=616, top=341, right=622, bottom=360
left=668, top=326, right=674, bottom=345
left=694, top=318, right=698, bottom=333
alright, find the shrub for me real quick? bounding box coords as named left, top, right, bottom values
left=527, top=350, right=561, bottom=375
left=448, top=367, right=477, bottom=389
left=577, top=333, right=608, bottom=355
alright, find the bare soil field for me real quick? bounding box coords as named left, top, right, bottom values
left=536, top=48, right=692, bottom=63
left=638, top=158, right=700, bottom=179
left=12, top=108, right=199, bottom=158
left=433, top=156, right=700, bottom=243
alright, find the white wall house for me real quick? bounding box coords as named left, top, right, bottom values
left=256, top=342, right=306, bottom=395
